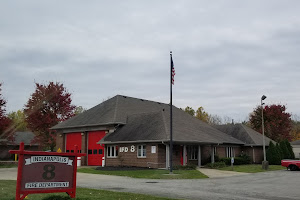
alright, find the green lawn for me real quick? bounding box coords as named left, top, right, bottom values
left=218, top=164, right=286, bottom=173
left=0, top=180, right=178, bottom=200
left=77, top=168, right=208, bottom=179
left=0, top=163, right=17, bottom=168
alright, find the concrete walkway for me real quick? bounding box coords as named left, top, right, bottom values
left=197, top=167, right=248, bottom=178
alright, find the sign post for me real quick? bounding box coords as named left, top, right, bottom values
left=231, top=157, right=234, bottom=171
left=10, top=142, right=85, bottom=200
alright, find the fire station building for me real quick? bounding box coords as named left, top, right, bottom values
left=52, top=95, right=272, bottom=168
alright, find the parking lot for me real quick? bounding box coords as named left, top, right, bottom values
left=1, top=168, right=299, bottom=200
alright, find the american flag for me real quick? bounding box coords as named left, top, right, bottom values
left=171, top=57, right=175, bottom=85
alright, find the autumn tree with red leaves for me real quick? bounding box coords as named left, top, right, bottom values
left=0, top=83, right=12, bottom=142
left=24, top=82, right=75, bottom=151
left=249, top=104, right=292, bottom=142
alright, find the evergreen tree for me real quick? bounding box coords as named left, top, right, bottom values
left=279, top=140, right=290, bottom=159
left=267, top=141, right=276, bottom=164
left=267, top=141, right=281, bottom=165
left=285, top=139, right=295, bottom=159
left=276, top=143, right=283, bottom=160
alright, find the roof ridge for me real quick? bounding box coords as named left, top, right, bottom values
left=116, top=95, right=170, bottom=107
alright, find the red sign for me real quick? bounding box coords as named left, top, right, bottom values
left=10, top=142, right=85, bottom=200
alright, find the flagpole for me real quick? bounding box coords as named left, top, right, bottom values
left=169, top=51, right=173, bottom=174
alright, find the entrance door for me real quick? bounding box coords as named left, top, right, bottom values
left=66, top=133, right=82, bottom=153
left=88, top=131, right=106, bottom=166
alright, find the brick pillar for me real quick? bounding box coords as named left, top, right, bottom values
left=56, top=132, right=65, bottom=152
left=81, top=132, right=87, bottom=166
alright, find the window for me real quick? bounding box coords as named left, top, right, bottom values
left=226, top=147, right=235, bottom=158
left=107, top=146, right=118, bottom=158
left=88, top=149, right=92, bottom=154
left=99, top=149, right=103, bottom=154
left=137, top=145, right=146, bottom=158
left=93, top=149, right=97, bottom=154
left=151, top=146, right=156, bottom=153
left=188, top=146, right=198, bottom=160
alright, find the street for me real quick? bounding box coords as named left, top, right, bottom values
left=1, top=168, right=299, bottom=200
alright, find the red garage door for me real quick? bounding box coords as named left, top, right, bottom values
left=66, top=133, right=82, bottom=153
left=88, top=131, right=106, bottom=166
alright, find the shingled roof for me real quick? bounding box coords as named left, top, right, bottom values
left=214, top=124, right=274, bottom=146
left=291, top=140, right=300, bottom=145
left=52, top=95, right=244, bottom=145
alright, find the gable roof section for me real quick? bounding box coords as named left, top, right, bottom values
left=52, top=95, right=244, bottom=145
left=102, top=111, right=168, bottom=143
left=214, top=124, right=274, bottom=146
left=291, top=140, right=300, bottom=145
left=100, top=98, right=244, bottom=145
left=52, top=95, right=170, bottom=130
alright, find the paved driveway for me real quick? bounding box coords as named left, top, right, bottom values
left=1, top=168, right=299, bottom=200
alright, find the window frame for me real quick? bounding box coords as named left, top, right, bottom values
left=226, top=147, right=235, bottom=158
left=107, top=145, right=118, bottom=158
left=188, top=146, right=198, bottom=160
left=137, top=145, right=146, bottom=158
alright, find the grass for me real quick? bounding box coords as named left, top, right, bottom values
left=218, top=164, right=286, bottom=173
left=0, top=180, right=177, bottom=200
left=0, top=163, right=18, bottom=168
left=77, top=168, right=208, bottom=179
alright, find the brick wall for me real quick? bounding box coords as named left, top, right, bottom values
left=106, top=143, right=167, bottom=168
left=241, top=146, right=264, bottom=164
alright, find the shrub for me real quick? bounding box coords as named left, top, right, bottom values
left=205, top=162, right=226, bottom=169
left=218, top=154, right=251, bottom=165
left=219, top=158, right=231, bottom=165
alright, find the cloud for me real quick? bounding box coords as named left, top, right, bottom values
left=0, top=0, right=300, bottom=122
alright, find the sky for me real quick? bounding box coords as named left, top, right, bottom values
left=1, top=0, right=300, bottom=123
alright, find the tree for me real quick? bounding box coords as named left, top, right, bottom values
left=285, top=139, right=295, bottom=159
left=279, top=140, right=290, bottom=159
left=0, top=83, right=12, bottom=141
left=195, top=107, right=209, bottom=123
left=24, top=82, right=75, bottom=151
left=266, top=141, right=281, bottom=165
left=74, top=106, right=86, bottom=115
left=290, top=120, right=300, bottom=141
left=184, top=106, right=195, bottom=116
left=249, top=104, right=292, bottom=142
left=8, top=110, right=28, bottom=132
left=208, top=114, right=222, bottom=125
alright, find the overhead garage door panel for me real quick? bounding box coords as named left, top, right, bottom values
left=66, top=133, right=82, bottom=153
left=88, top=131, right=106, bottom=166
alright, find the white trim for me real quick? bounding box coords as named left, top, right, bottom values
left=183, top=145, right=187, bottom=165
left=107, top=145, right=118, bottom=158
left=226, top=147, right=235, bottom=158
left=137, top=145, right=146, bottom=158
left=198, top=145, right=201, bottom=167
